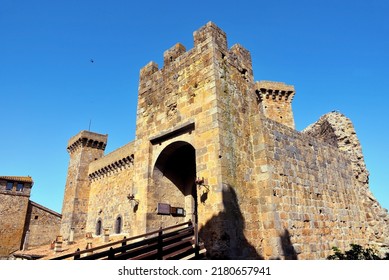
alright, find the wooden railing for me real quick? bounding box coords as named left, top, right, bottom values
left=51, top=220, right=204, bottom=260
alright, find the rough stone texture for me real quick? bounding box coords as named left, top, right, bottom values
left=255, top=81, right=295, bottom=129
left=86, top=142, right=136, bottom=236
left=59, top=22, right=389, bottom=259
left=0, top=177, right=61, bottom=257
left=0, top=180, right=31, bottom=256
left=25, top=201, right=62, bottom=247
left=303, top=112, right=389, bottom=253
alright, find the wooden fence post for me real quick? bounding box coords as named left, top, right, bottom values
left=108, top=247, right=114, bottom=259
left=121, top=236, right=127, bottom=254
left=74, top=248, right=80, bottom=260
left=157, top=227, right=163, bottom=260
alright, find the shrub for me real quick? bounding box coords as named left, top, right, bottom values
left=327, top=244, right=386, bottom=260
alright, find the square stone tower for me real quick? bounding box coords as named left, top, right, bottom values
left=60, top=131, right=107, bottom=240
left=132, top=22, right=272, bottom=258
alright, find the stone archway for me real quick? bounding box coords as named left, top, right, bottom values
left=148, top=141, right=197, bottom=229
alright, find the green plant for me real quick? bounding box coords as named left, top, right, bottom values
left=327, top=244, right=386, bottom=260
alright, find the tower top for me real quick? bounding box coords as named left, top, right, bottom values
left=255, top=81, right=296, bottom=129
left=255, top=81, right=295, bottom=103
left=67, top=130, right=108, bottom=154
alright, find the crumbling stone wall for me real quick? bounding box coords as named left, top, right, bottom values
left=304, top=112, right=389, bottom=252
left=256, top=117, right=365, bottom=258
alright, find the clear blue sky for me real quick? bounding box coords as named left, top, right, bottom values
left=1, top=0, right=388, bottom=213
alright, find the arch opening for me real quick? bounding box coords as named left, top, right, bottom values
left=115, top=216, right=122, bottom=234
left=149, top=141, right=197, bottom=227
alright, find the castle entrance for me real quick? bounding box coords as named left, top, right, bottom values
left=150, top=141, right=197, bottom=228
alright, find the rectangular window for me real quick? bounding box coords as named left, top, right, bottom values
left=16, top=183, right=24, bottom=191
left=6, top=182, right=13, bottom=191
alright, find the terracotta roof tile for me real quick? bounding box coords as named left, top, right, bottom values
left=0, top=176, right=34, bottom=184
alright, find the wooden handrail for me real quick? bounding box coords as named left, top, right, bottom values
left=51, top=220, right=193, bottom=260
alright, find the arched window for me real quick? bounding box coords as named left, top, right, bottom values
left=96, top=219, right=102, bottom=236
left=115, top=216, right=122, bottom=234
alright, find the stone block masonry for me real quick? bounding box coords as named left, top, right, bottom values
left=59, top=22, right=389, bottom=259
left=0, top=176, right=61, bottom=257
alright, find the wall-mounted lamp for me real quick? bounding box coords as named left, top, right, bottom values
left=127, top=194, right=140, bottom=205
left=196, top=177, right=209, bottom=192
left=195, top=177, right=204, bottom=185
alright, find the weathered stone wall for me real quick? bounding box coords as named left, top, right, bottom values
left=60, top=22, right=388, bottom=259
left=0, top=181, right=31, bottom=256
left=253, top=116, right=389, bottom=259
left=255, top=81, right=295, bottom=129
left=25, top=201, right=61, bottom=247
left=134, top=22, right=227, bottom=232
left=197, top=40, right=263, bottom=259
left=86, top=142, right=136, bottom=236
left=303, top=112, right=389, bottom=252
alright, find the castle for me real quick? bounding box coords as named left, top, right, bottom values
left=59, top=22, right=389, bottom=259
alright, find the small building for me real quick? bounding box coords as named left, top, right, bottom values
left=0, top=176, right=61, bottom=257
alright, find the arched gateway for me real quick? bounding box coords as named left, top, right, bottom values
left=147, top=141, right=197, bottom=229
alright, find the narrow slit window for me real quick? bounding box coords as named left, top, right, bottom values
left=115, top=216, right=122, bottom=234
left=96, top=219, right=102, bottom=236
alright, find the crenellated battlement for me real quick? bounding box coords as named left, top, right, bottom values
left=139, top=22, right=228, bottom=83
left=163, top=43, right=186, bottom=68
left=255, top=81, right=295, bottom=102
left=255, top=81, right=296, bottom=129
left=88, top=142, right=135, bottom=181
left=193, top=21, right=227, bottom=50
left=67, top=130, right=107, bottom=154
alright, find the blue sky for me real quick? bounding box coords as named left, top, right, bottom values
left=1, top=0, right=388, bottom=213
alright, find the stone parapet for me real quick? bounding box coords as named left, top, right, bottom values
left=255, top=81, right=295, bottom=102
left=67, top=130, right=107, bottom=154
left=88, top=141, right=135, bottom=181
left=255, top=81, right=296, bottom=129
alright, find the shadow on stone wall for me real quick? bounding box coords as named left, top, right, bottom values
left=279, top=229, right=298, bottom=260
left=199, top=185, right=263, bottom=259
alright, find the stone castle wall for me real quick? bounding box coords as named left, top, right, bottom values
left=257, top=117, right=363, bottom=259
left=134, top=23, right=228, bottom=232
left=304, top=112, right=389, bottom=249
left=86, top=142, right=136, bottom=236
left=60, top=22, right=389, bottom=259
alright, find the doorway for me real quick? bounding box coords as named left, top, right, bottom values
left=150, top=141, right=197, bottom=227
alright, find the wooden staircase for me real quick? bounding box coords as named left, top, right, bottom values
left=50, top=221, right=205, bottom=260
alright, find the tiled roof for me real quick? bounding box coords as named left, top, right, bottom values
left=0, top=176, right=34, bottom=184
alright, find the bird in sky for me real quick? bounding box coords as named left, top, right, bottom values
left=90, top=59, right=94, bottom=63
